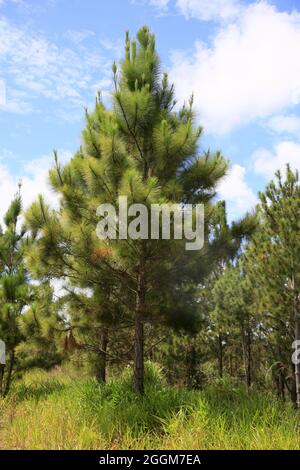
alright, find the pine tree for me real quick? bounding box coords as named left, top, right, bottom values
left=211, top=265, right=256, bottom=389
left=25, top=191, right=130, bottom=383
left=0, top=192, right=31, bottom=396
left=197, top=200, right=256, bottom=381
left=18, top=281, right=64, bottom=371
left=244, top=166, right=300, bottom=406
left=59, top=286, right=129, bottom=383
left=25, top=26, right=230, bottom=394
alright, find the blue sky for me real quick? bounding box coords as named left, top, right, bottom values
left=1, top=0, right=300, bottom=220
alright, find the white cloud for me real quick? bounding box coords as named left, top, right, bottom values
left=169, top=2, right=300, bottom=134
left=0, top=149, right=72, bottom=225
left=140, top=0, right=170, bottom=11
left=176, top=0, right=240, bottom=21
left=253, top=141, right=300, bottom=179
left=267, top=114, right=300, bottom=136
left=149, top=0, right=169, bottom=10
left=0, top=16, right=113, bottom=114
left=0, top=78, right=5, bottom=105
left=63, top=29, right=95, bottom=45
left=0, top=0, right=25, bottom=6
left=147, top=0, right=239, bottom=17
left=0, top=98, right=32, bottom=114
left=217, top=164, right=257, bottom=218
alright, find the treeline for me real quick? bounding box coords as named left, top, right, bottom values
left=0, top=27, right=299, bottom=407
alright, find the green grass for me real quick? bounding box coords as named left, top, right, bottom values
left=1, top=364, right=300, bottom=450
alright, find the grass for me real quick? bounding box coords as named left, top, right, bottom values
left=0, top=363, right=300, bottom=450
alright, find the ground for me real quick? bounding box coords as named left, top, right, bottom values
left=0, top=364, right=299, bottom=450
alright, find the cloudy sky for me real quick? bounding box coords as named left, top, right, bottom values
left=0, top=0, right=300, bottom=221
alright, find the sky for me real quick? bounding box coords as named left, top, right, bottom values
left=1, top=0, right=300, bottom=222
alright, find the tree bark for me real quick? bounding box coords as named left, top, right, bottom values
left=0, top=364, right=5, bottom=397
left=294, top=295, right=300, bottom=407
left=291, top=271, right=300, bottom=408
left=218, top=334, right=223, bottom=378
left=186, top=337, right=198, bottom=388
left=276, top=372, right=285, bottom=401
left=241, top=333, right=251, bottom=390
left=229, top=352, right=233, bottom=377
left=285, top=367, right=297, bottom=407
left=246, top=328, right=252, bottom=389
left=241, top=322, right=251, bottom=390
left=242, top=335, right=247, bottom=389
left=133, top=261, right=145, bottom=395
left=98, top=329, right=108, bottom=383
left=4, top=349, right=15, bottom=397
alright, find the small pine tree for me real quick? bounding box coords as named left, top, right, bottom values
left=244, top=165, right=300, bottom=406
left=18, top=281, right=64, bottom=371
left=0, top=192, right=31, bottom=396
left=211, top=265, right=256, bottom=389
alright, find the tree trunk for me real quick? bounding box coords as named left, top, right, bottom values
left=275, top=372, right=285, bottom=401
left=241, top=324, right=251, bottom=390
left=98, top=329, right=108, bottom=383
left=186, top=337, right=198, bottom=388
left=246, top=328, right=252, bottom=389
left=4, top=349, right=15, bottom=397
left=218, top=334, right=223, bottom=378
left=229, top=352, right=233, bottom=377
left=242, top=333, right=249, bottom=391
left=286, top=367, right=297, bottom=407
left=0, top=364, right=5, bottom=397
left=294, top=296, right=300, bottom=407
left=291, top=271, right=300, bottom=408
left=242, top=341, right=246, bottom=387
left=133, top=261, right=145, bottom=395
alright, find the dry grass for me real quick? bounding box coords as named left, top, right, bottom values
left=1, top=365, right=300, bottom=450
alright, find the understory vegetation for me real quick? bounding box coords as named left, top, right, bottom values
left=1, top=364, right=300, bottom=450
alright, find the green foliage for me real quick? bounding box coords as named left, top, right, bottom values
left=0, top=194, right=32, bottom=395
left=24, top=26, right=232, bottom=393
left=1, top=366, right=300, bottom=450
left=243, top=165, right=300, bottom=398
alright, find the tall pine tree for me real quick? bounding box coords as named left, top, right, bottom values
left=25, top=27, right=230, bottom=394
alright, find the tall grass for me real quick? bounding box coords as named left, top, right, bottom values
left=0, top=364, right=299, bottom=450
